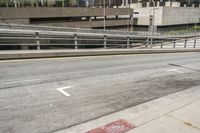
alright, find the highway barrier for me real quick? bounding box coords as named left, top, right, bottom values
left=1, top=23, right=200, bottom=50
left=1, top=49, right=200, bottom=60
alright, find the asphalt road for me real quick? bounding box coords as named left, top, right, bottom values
left=0, top=52, right=200, bottom=133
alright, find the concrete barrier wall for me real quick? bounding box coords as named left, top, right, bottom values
left=1, top=49, right=200, bottom=60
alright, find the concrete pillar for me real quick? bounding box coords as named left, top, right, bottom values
left=146, top=2, right=150, bottom=7
left=192, top=4, right=195, bottom=7
left=14, top=0, right=17, bottom=7
left=157, top=1, right=160, bottom=7
left=122, top=0, right=124, bottom=6
left=89, top=17, right=92, bottom=22
left=41, top=0, right=44, bottom=6
left=125, top=0, right=128, bottom=6
left=184, top=4, right=187, bottom=7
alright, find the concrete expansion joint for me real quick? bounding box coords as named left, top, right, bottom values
left=165, top=98, right=200, bottom=115
left=132, top=98, right=200, bottom=130
left=60, top=86, right=200, bottom=133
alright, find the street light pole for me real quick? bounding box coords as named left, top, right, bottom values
left=0, top=13, right=3, bottom=23
left=127, top=0, right=130, bottom=31
left=128, top=0, right=132, bottom=32
left=196, top=0, right=200, bottom=33
left=150, top=0, right=155, bottom=48
left=103, top=0, right=106, bottom=32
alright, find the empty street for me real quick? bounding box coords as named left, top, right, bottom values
left=0, top=52, right=200, bottom=133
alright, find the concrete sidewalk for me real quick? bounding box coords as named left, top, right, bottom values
left=1, top=48, right=200, bottom=60
left=56, top=85, right=200, bottom=133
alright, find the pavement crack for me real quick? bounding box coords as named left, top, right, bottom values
left=134, top=98, right=200, bottom=130
left=166, top=114, right=200, bottom=131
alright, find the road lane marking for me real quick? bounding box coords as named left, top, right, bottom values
left=166, top=69, right=184, bottom=74
left=56, top=86, right=72, bottom=97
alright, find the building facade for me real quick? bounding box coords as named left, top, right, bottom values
left=0, top=7, right=133, bottom=30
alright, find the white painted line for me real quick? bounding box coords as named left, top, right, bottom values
left=166, top=69, right=184, bottom=74
left=56, top=86, right=72, bottom=97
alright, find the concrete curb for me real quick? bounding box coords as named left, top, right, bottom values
left=56, top=86, right=200, bottom=133
left=0, top=48, right=200, bottom=60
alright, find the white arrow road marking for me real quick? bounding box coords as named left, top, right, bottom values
left=166, top=69, right=184, bottom=74
left=56, top=86, right=72, bottom=97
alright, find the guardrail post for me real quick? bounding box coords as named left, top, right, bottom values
left=194, top=40, right=196, bottom=48
left=104, top=35, right=107, bottom=49
left=173, top=41, right=176, bottom=48
left=184, top=39, right=187, bottom=48
left=36, top=32, right=40, bottom=50
left=146, top=38, right=149, bottom=48
left=127, top=36, right=130, bottom=48
left=160, top=41, right=163, bottom=48
left=74, top=34, right=78, bottom=49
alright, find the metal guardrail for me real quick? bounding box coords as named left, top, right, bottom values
left=153, top=37, right=200, bottom=49
left=1, top=23, right=200, bottom=50
left=0, top=23, right=150, bottom=36
left=1, top=23, right=200, bottom=38
left=0, top=28, right=148, bottom=50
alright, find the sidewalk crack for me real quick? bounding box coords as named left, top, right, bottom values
left=135, top=98, right=200, bottom=129
left=166, top=114, right=200, bottom=131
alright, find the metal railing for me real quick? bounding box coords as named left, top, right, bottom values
left=0, top=28, right=148, bottom=50
left=0, top=23, right=149, bottom=36
left=1, top=24, right=200, bottom=50
left=153, top=37, right=200, bottom=49
left=1, top=23, right=200, bottom=38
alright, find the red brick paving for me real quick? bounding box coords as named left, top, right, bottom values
left=86, top=119, right=135, bottom=133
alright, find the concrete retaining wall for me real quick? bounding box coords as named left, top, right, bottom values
left=0, top=7, right=133, bottom=29
left=162, top=7, right=199, bottom=26
left=134, top=7, right=200, bottom=26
